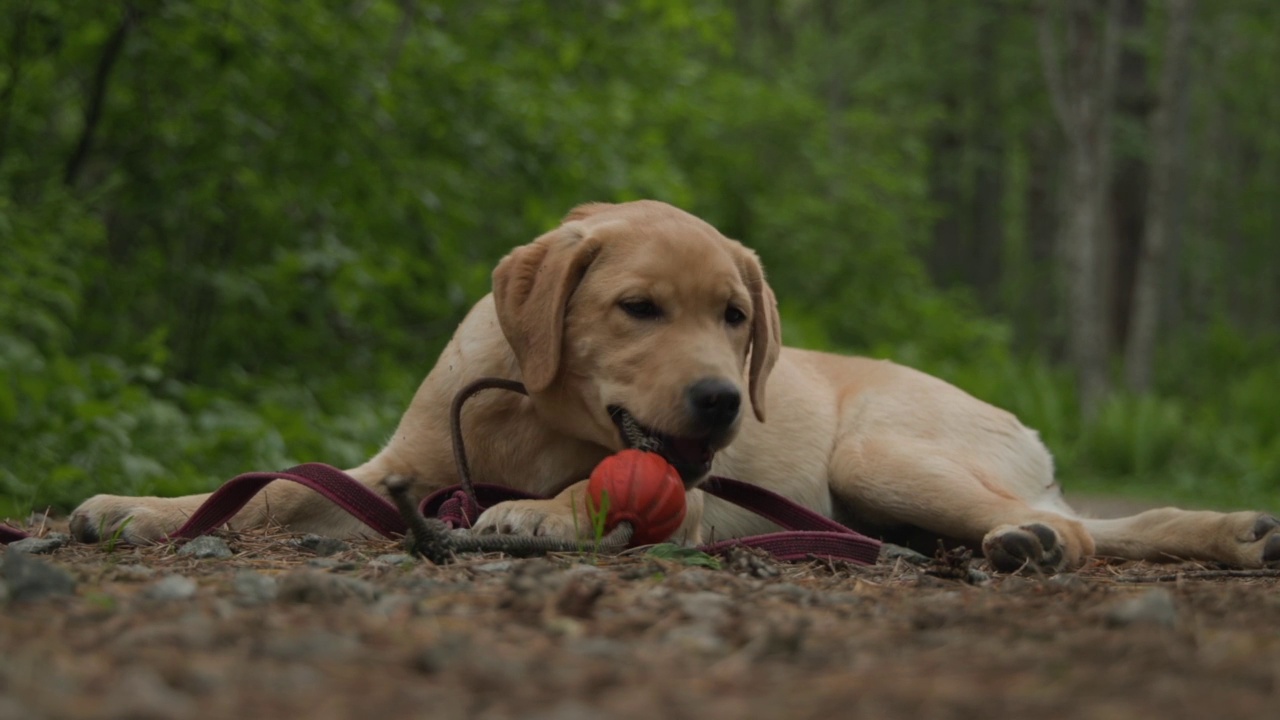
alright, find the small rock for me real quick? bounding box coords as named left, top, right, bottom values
left=670, top=568, right=716, bottom=590
left=999, top=575, right=1036, bottom=593
left=966, top=568, right=992, bottom=585
left=143, top=575, right=198, bottom=601
left=880, top=543, right=930, bottom=565
left=371, top=553, right=416, bottom=568
left=1106, top=588, right=1177, bottom=628
left=1, top=549, right=76, bottom=602
left=412, top=634, right=468, bottom=674
left=724, top=546, right=780, bottom=578
left=369, top=593, right=413, bottom=618
left=232, top=571, right=278, bottom=605
left=306, top=558, right=358, bottom=570
left=261, top=630, right=359, bottom=661
left=177, top=535, right=233, bottom=560
left=677, top=591, right=732, bottom=623
left=7, top=533, right=70, bottom=555
left=1048, top=573, right=1087, bottom=592
left=297, top=534, right=349, bottom=556
left=565, top=636, right=629, bottom=660
left=277, top=570, right=378, bottom=605
left=475, top=560, right=514, bottom=573
left=553, top=575, right=606, bottom=619
left=759, top=583, right=814, bottom=604
left=663, top=623, right=728, bottom=655
left=99, top=666, right=195, bottom=719
left=113, top=564, right=157, bottom=581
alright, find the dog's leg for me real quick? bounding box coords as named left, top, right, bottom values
left=829, top=438, right=1095, bottom=573
left=1081, top=509, right=1280, bottom=566
left=68, top=454, right=428, bottom=545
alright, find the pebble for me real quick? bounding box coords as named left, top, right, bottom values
left=677, top=591, right=732, bottom=623
left=306, top=558, right=359, bottom=570
left=1, top=549, right=76, bottom=602
left=565, top=636, right=630, bottom=660
left=113, top=564, right=158, bottom=581
left=277, top=570, right=378, bottom=605
left=371, top=553, right=417, bottom=568
left=475, top=560, right=514, bottom=573
left=7, top=533, right=70, bottom=555
left=297, top=534, right=349, bottom=556
left=662, top=623, right=729, bottom=655
left=1105, top=588, right=1178, bottom=628
left=880, top=542, right=930, bottom=565
left=177, top=536, right=233, bottom=560
left=261, top=630, right=359, bottom=661
left=143, top=575, right=198, bottom=601
left=759, top=582, right=814, bottom=604
left=232, top=570, right=278, bottom=605
left=99, top=666, right=195, bottom=719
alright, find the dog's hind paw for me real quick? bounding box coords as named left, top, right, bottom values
left=982, top=523, right=1071, bottom=574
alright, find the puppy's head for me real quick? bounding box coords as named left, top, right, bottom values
left=492, top=200, right=780, bottom=486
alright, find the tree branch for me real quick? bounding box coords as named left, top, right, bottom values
left=1035, top=0, right=1076, bottom=143
left=63, top=5, right=136, bottom=187
left=0, top=1, right=33, bottom=165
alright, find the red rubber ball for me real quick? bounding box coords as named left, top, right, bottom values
left=586, top=449, right=687, bottom=546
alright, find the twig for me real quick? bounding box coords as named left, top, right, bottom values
left=64, top=4, right=137, bottom=186
left=1116, top=568, right=1280, bottom=583
left=384, top=475, right=633, bottom=564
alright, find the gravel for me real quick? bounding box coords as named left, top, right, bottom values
left=1, top=550, right=76, bottom=602
left=177, top=536, right=234, bottom=560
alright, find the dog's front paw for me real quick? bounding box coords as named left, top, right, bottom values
left=69, top=496, right=179, bottom=545
left=472, top=498, right=588, bottom=540
left=1227, top=512, right=1280, bottom=567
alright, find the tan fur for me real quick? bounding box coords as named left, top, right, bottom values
left=70, top=201, right=1280, bottom=570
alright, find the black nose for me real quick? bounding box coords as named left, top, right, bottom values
left=685, top=378, right=741, bottom=432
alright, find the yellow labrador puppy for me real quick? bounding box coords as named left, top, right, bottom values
left=70, top=200, right=1280, bottom=571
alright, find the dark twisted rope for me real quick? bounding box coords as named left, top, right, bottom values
left=450, top=377, right=529, bottom=506
left=386, top=474, right=632, bottom=562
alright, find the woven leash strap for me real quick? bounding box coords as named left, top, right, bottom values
left=1, top=377, right=882, bottom=565
left=0, top=464, right=881, bottom=564
left=1, top=523, right=27, bottom=543
left=698, top=476, right=881, bottom=565
left=165, top=463, right=407, bottom=540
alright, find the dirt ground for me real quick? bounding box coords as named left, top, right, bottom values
left=3, top=518, right=1280, bottom=720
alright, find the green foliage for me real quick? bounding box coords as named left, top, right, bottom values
left=586, top=488, right=611, bottom=546
left=646, top=544, right=722, bottom=569
left=1, top=0, right=1278, bottom=521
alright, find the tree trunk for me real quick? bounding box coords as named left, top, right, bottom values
left=970, top=7, right=1006, bottom=310
left=1124, top=0, right=1196, bottom=392
left=1107, top=0, right=1150, bottom=357
left=1023, top=123, right=1063, bottom=358
left=1037, top=0, right=1125, bottom=421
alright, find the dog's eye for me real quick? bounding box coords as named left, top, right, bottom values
left=725, top=305, right=747, bottom=326
left=619, top=299, right=662, bottom=320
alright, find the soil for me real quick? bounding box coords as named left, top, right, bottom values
left=3, top=520, right=1280, bottom=720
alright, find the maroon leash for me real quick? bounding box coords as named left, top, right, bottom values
left=0, top=523, right=26, bottom=543
left=1, top=379, right=882, bottom=565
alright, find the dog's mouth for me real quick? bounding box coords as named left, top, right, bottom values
left=607, top=406, right=718, bottom=487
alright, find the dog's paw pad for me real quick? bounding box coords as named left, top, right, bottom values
left=1252, top=514, right=1280, bottom=542
left=1264, top=533, right=1280, bottom=564
left=983, top=523, right=1064, bottom=574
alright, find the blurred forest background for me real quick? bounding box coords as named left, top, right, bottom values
left=2, top=0, right=1278, bottom=519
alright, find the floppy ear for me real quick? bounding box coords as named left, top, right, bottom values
left=733, top=245, right=782, bottom=422
left=492, top=223, right=602, bottom=393
left=561, top=202, right=615, bottom=223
